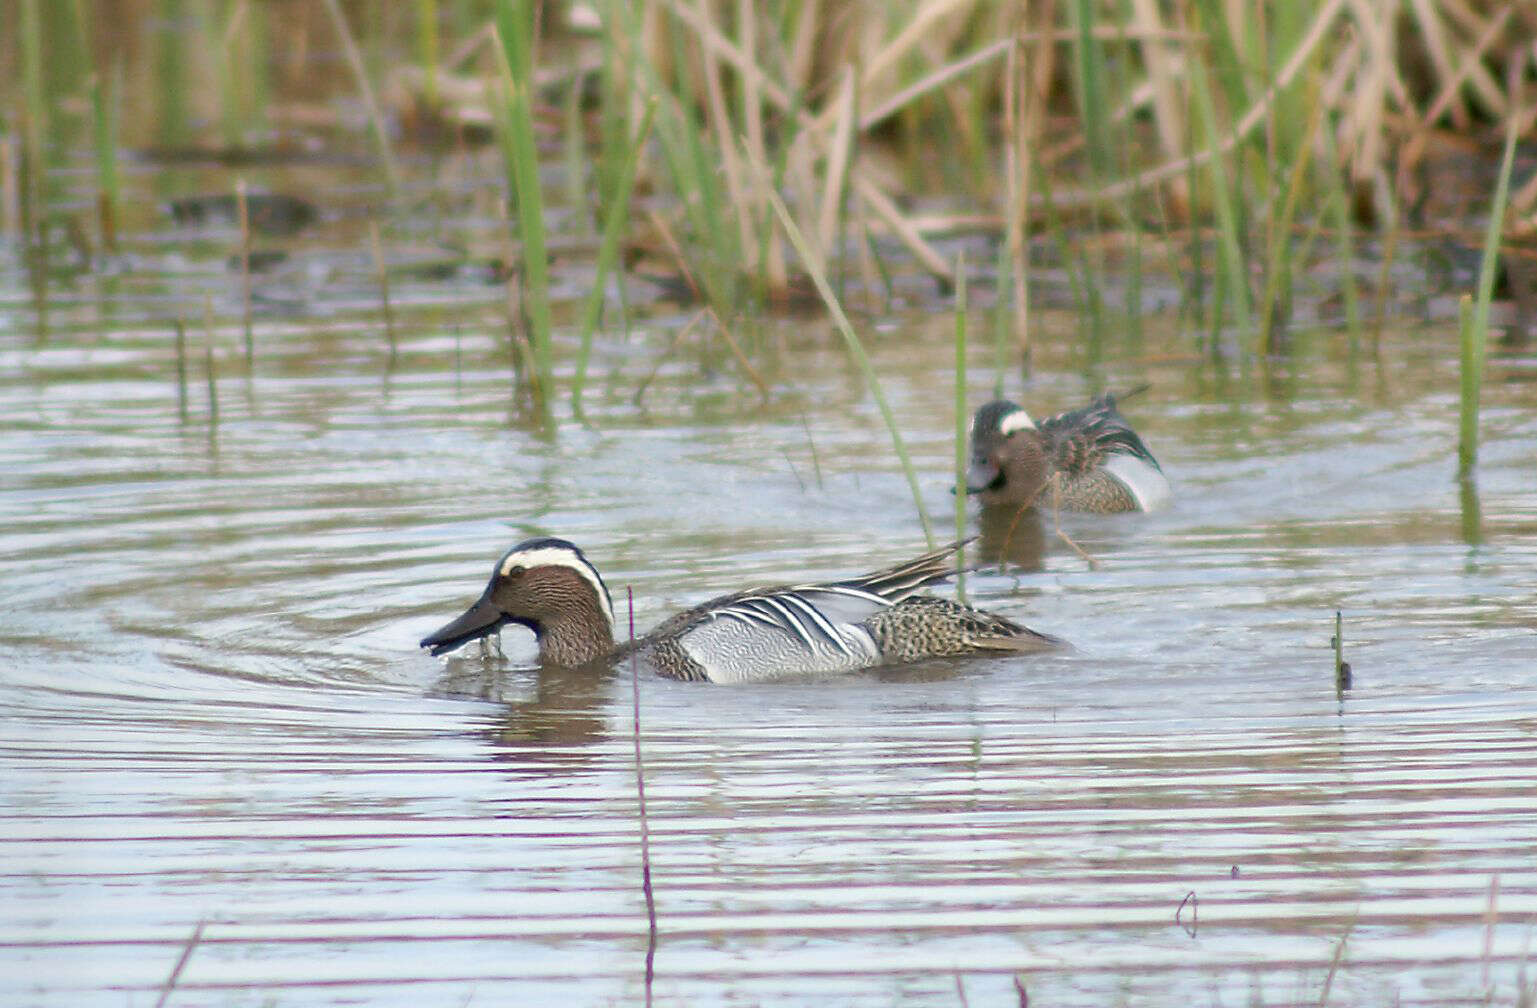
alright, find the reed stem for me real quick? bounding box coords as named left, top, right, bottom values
left=154, top=921, right=205, bottom=1008
left=574, top=99, right=657, bottom=413
left=202, top=300, right=220, bottom=428
left=627, top=587, right=657, bottom=1008
left=1457, top=64, right=1521, bottom=480
left=760, top=170, right=934, bottom=546
left=414, top=0, right=440, bottom=110
left=92, top=55, right=122, bottom=251
left=320, top=0, right=401, bottom=195
left=369, top=221, right=398, bottom=363
left=953, top=250, right=969, bottom=603
left=235, top=180, right=253, bottom=367
left=491, top=5, right=553, bottom=424
left=174, top=320, right=189, bottom=422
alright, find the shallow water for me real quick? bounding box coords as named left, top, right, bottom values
left=4, top=151, right=1537, bottom=1007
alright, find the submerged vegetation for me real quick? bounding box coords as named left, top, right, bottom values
left=3, top=1, right=1534, bottom=428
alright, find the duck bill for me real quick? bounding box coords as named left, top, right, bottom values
left=420, top=592, right=508, bottom=657
left=964, top=460, right=1000, bottom=495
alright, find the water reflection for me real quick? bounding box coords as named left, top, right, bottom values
left=6, top=129, right=1537, bottom=1008
left=974, top=504, right=1047, bottom=570
left=1459, top=475, right=1483, bottom=545
left=434, top=653, right=615, bottom=754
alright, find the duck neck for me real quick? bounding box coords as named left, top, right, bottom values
left=534, top=612, right=615, bottom=668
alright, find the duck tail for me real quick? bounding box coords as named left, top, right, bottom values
left=843, top=538, right=977, bottom=601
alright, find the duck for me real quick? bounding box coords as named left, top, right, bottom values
left=419, top=537, right=1058, bottom=683
left=965, top=388, right=1171, bottom=513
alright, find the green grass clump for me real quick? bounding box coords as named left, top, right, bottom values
left=491, top=0, right=553, bottom=423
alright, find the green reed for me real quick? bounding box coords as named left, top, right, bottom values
left=1188, top=46, right=1252, bottom=354
left=561, top=70, right=587, bottom=222
left=235, top=180, right=253, bottom=366
left=322, top=0, right=400, bottom=195
left=369, top=221, right=398, bottom=364
left=63, top=0, right=119, bottom=248
left=1458, top=83, right=1520, bottom=481
left=90, top=57, right=122, bottom=249
left=414, top=0, right=440, bottom=110
left=637, top=4, right=742, bottom=314
left=1321, top=148, right=1362, bottom=346
left=952, top=252, right=968, bottom=602
left=491, top=0, right=553, bottom=422
left=19, top=0, right=45, bottom=222
left=573, top=99, right=657, bottom=414
left=202, top=298, right=220, bottom=427
left=1333, top=610, right=1351, bottom=696
left=173, top=320, right=189, bottom=422
left=762, top=175, right=933, bottom=547
left=1069, top=0, right=1111, bottom=182
left=154, top=0, right=192, bottom=149
left=1256, top=92, right=1322, bottom=357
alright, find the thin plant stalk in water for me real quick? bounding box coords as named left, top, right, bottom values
left=757, top=159, right=934, bottom=547
left=236, top=179, right=252, bottom=367
left=369, top=221, right=397, bottom=364
left=628, top=588, right=657, bottom=1007
left=1458, top=58, right=1522, bottom=481
left=201, top=297, right=220, bottom=427
left=319, top=0, right=400, bottom=195
left=154, top=920, right=204, bottom=1008
left=953, top=250, right=968, bottom=604
left=173, top=320, right=189, bottom=423
left=573, top=99, right=657, bottom=415
left=490, top=7, right=553, bottom=424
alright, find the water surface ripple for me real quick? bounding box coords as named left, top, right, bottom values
left=3, top=252, right=1536, bottom=1006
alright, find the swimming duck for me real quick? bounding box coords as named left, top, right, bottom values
left=966, top=390, right=1170, bottom=513
left=420, top=537, right=1058, bottom=683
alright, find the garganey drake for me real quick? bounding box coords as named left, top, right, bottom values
left=966, top=389, right=1171, bottom=513
left=420, top=537, right=1058, bottom=683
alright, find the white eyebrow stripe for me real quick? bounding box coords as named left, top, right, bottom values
left=499, top=545, right=615, bottom=627
left=997, top=408, right=1036, bottom=436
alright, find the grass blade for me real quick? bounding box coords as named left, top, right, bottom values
left=1458, top=57, right=1522, bottom=481
left=491, top=4, right=553, bottom=423
left=755, top=154, right=934, bottom=546
left=573, top=98, right=657, bottom=413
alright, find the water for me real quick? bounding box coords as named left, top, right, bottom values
left=3, top=155, right=1537, bottom=1006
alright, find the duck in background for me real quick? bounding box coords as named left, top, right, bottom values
left=965, top=387, right=1171, bottom=514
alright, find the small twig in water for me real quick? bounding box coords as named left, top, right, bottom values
left=1318, top=914, right=1357, bottom=1007
left=996, top=502, right=1036, bottom=575
left=155, top=920, right=205, bottom=1008
left=369, top=220, right=397, bottom=364
left=173, top=320, right=188, bottom=422
left=953, top=973, right=970, bottom=1008
left=1045, top=475, right=1096, bottom=569
left=800, top=413, right=825, bottom=491
left=201, top=297, right=219, bottom=428
left=1176, top=890, right=1198, bottom=938
left=1483, top=873, right=1501, bottom=990
left=633, top=308, right=705, bottom=407
left=629, top=587, right=657, bottom=1008
left=646, top=209, right=771, bottom=403
left=1333, top=611, right=1352, bottom=695
left=235, top=179, right=252, bottom=367
left=1012, top=974, right=1029, bottom=1007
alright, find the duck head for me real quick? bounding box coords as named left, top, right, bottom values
left=420, top=537, right=616, bottom=666
left=965, top=400, right=1050, bottom=507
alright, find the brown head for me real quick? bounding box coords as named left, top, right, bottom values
left=965, top=400, right=1051, bottom=508
left=420, top=537, right=616, bottom=667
